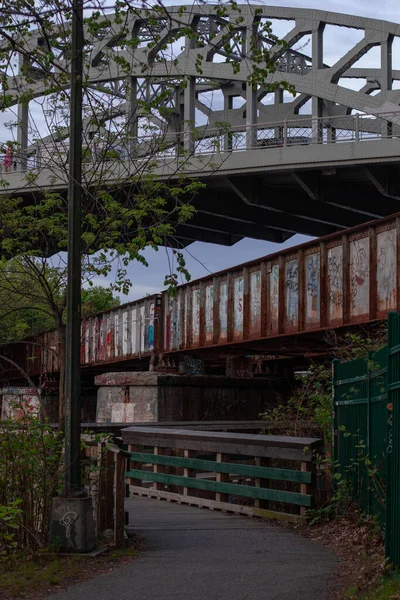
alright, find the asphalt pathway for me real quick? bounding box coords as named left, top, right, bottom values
left=47, top=496, right=338, bottom=600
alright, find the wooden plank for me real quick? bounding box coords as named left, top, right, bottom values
left=152, top=446, right=162, bottom=491
left=183, top=449, right=196, bottom=497
left=125, top=437, right=313, bottom=461
left=127, top=444, right=142, bottom=486
left=122, top=427, right=321, bottom=449
left=128, top=452, right=312, bottom=483
left=98, top=449, right=115, bottom=533
left=215, top=452, right=229, bottom=503
left=114, top=452, right=125, bottom=548
left=125, top=470, right=312, bottom=506
left=122, top=428, right=320, bottom=461
left=129, top=485, right=306, bottom=525
left=300, top=461, right=311, bottom=518
left=254, top=456, right=270, bottom=510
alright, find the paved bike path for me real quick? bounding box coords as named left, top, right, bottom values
left=47, top=496, right=338, bottom=600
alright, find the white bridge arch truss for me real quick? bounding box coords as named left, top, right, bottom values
left=3, top=5, right=400, bottom=161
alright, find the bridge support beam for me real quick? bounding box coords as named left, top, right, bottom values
left=381, top=34, right=394, bottom=138
left=183, top=32, right=196, bottom=153
left=223, top=94, right=233, bottom=152
left=245, top=22, right=257, bottom=150
left=312, top=22, right=325, bottom=144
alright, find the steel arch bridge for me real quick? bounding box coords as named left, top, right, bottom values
left=3, top=5, right=400, bottom=246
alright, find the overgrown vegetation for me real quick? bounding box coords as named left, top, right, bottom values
left=0, top=542, right=139, bottom=599
left=0, top=404, right=116, bottom=564
left=0, top=406, right=63, bottom=558
left=263, top=324, right=387, bottom=447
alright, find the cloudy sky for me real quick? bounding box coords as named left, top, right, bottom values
left=2, top=0, right=400, bottom=301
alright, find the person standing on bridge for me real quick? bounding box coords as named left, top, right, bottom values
left=3, top=145, right=13, bottom=173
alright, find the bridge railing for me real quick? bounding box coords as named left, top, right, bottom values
left=2, top=111, right=400, bottom=177
left=122, top=426, right=322, bottom=524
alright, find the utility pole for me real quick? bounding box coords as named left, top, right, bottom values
left=50, top=0, right=96, bottom=552
left=64, top=0, right=83, bottom=498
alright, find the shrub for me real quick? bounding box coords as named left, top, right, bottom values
left=0, top=403, right=63, bottom=552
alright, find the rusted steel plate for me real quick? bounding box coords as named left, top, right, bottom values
left=349, top=234, right=370, bottom=319
left=305, top=251, right=320, bottom=328
left=376, top=226, right=397, bottom=315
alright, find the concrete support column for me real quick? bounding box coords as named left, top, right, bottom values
left=245, top=23, right=258, bottom=149
left=381, top=34, right=394, bottom=138
left=311, top=22, right=325, bottom=144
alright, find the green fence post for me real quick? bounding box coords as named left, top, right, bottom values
left=367, top=351, right=371, bottom=515
left=386, top=311, right=399, bottom=567
left=332, top=358, right=340, bottom=496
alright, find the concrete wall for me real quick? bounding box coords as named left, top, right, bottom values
left=95, top=372, right=275, bottom=423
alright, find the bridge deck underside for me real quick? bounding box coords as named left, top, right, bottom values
left=8, top=160, right=400, bottom=248
left=182, top=163, right=400, bottom=245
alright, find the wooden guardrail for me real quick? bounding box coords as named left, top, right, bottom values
left=122, top=427, right=322, bottom=524
left=52, top=420, right=318, bottom=435
left=82, top=440, right=125, bottom=548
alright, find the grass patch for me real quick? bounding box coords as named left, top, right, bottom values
left=347, top=576, right=400, bottom=599
left=0, top=556, right=80, bottom=598
left=0, top=543, right=139, bottom=600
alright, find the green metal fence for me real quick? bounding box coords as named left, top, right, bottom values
left=333, top=311, right=400, bottom=566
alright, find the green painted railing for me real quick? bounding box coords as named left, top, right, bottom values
left=333, top=311, right=400, bottom=567
left=122, top=427, right=322, bottom=524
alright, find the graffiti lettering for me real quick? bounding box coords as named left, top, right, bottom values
left=350, top=246, right=368, bottom=308
left=377, top=230, right=396, bottom=311
left=285, top=264, right=299, bottom=291
left=328, top=254, right=343, bottom=307
left=179, top=356, right=203, bottom=375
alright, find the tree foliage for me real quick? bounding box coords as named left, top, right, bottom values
left=0, top=258, right=120, bottom=344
